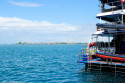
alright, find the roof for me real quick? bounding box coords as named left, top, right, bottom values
left=96, top=9, right=125, bottom=22
left=96, top=14, right=121, bottom=22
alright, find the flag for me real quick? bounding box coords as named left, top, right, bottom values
left=121, top=0, right=125, bottom=3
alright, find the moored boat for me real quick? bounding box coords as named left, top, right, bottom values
left=78, top=0, right=125, bottom=73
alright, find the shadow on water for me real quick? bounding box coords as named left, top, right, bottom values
left=78, top=68, right=125, bottom=83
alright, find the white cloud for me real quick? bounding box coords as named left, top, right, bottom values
left=0, top=17, right=78, bottom=32
left=9, top=1, right=43, bottom=7
left=0, top=17, right=96, bottom=43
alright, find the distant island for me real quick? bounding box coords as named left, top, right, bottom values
left=17, top=42, right=87, bottom=45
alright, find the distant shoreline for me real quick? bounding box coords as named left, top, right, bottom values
left=17, top=42, right=88, bottom=45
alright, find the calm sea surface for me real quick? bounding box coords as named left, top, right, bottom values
left=0, top=44, right=125, bottom=83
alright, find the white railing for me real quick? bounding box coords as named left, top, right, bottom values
left=78, top=44, right=94, bottom=62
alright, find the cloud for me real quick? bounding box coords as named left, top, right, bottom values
left=0, top=17, right=96, bottom=43
left=0, top=17, right=78, bottom=32
left=9, top=1, right=43, bottom=7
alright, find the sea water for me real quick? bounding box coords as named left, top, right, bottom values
left=0, top=44, right=125, bottom=83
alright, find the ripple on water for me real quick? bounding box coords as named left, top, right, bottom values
left=0, top=45, right=125, bottom=83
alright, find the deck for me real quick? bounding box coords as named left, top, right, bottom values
left=78, top=58, right=125, bottom=73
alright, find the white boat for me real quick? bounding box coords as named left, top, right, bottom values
left=78, top=0, right=125, bottom=72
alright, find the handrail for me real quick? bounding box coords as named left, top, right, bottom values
left=99, top=0, right=124, bottom=13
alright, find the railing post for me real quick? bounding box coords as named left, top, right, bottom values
left=122, top=2, right=124, bottom=24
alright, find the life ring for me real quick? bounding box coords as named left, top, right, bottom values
left=92, top=55, right=97, bottom=59
left=106, top=58, right=112, bottom=64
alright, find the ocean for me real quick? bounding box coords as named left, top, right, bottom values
left=0, top=44, right=125, bottom=83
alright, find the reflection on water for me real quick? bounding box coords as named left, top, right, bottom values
left=0, top=44, right=124, bottom=83
left=78, top=68, right=125, bottom=83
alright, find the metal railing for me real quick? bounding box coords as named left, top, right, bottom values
left=98, top=0, right=124, bottom=13
left=78, top=44, right=97, bottom=62
left=78, top=44, right=88, bottom=62
left=86, top=60, right=125, bottom=74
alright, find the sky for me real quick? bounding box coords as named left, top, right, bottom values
left=0, top=0, right=99, bottom=44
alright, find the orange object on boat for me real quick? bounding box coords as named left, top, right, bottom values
left=92, top=42, right=96, bottom=46
left=96, top=52, right=125, bottom=62
left=89, top=43, right=92, bottom=48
